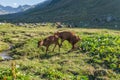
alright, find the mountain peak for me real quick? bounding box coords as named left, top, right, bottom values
left=0, top=4, right=32, bottom=15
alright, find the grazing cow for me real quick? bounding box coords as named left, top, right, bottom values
left=38, top=35, right=60, bottom=53
left=54, top=31, right=80, bottom=50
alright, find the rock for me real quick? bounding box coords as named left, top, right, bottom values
left=41, top=22, right=47, bottom=26
left=106, top=16, right=113, bottom=22
left=56, top=22, right=64, bottom=28
left=115, top=25, right=118, bottom=28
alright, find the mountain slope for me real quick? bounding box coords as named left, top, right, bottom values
left=1, top=0, right=120, bottom=27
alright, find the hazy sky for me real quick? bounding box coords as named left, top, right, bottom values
left=0, top=0, right=47, bottom=7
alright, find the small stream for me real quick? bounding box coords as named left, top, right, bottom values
left=0, top=51, right=13, bottom=60
left=0, top=44, right=13, bottom=61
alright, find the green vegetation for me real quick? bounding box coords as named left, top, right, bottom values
left=0, top=41, right=9, bottom=52
left=0, top=23, right=120, bottom=80
left=80, top=34, right=120, bottom=70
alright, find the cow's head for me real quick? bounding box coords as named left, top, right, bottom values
left=38, top=40, right=44, bottom=48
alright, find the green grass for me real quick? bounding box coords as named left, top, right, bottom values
left=0, top=23, right=120, bottom=80
left=0, top=41, right=9, bottom=52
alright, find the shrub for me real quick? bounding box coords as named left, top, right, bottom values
left=80, top=34, right=120, bottom=70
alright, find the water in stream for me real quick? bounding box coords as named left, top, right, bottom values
left=0, top=45, right=13, bottom=60
left=0, top=51, right=13, bottom=60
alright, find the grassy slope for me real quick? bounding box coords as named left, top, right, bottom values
left=0, top=24, right=120, bottom=80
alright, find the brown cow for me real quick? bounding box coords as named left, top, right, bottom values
left=54, top=31, right=80, bottom=50
left=38, top=35, right=60, bottom=53
left=69, top=35, right=80, bottom=49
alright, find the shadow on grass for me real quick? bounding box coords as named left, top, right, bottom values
left=28, top=47, right=82, bottom=60
left=38, top=49, right=81, bottom=59
left=39, top=52, right=61, bottom=59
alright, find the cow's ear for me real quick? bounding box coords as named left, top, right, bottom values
left=54, top=35, right=58, bottom=38
left=56, top=31, right=59, bottom=34
left=40, top=41, right=44, bottom=45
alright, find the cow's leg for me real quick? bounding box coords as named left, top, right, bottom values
left=72, top=44, right=75, bottom=49
left=70, top=43, right=75, bottom=51
left=58, top=42, right=61, bottom=52
left=52, top=44, right=57, bottom=52
left=60, top=39, right=64, bottom=47
left=46, top=46, right=49, bottom=53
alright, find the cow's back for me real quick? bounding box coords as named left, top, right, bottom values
left=58, top=31, right=75, bottom=39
